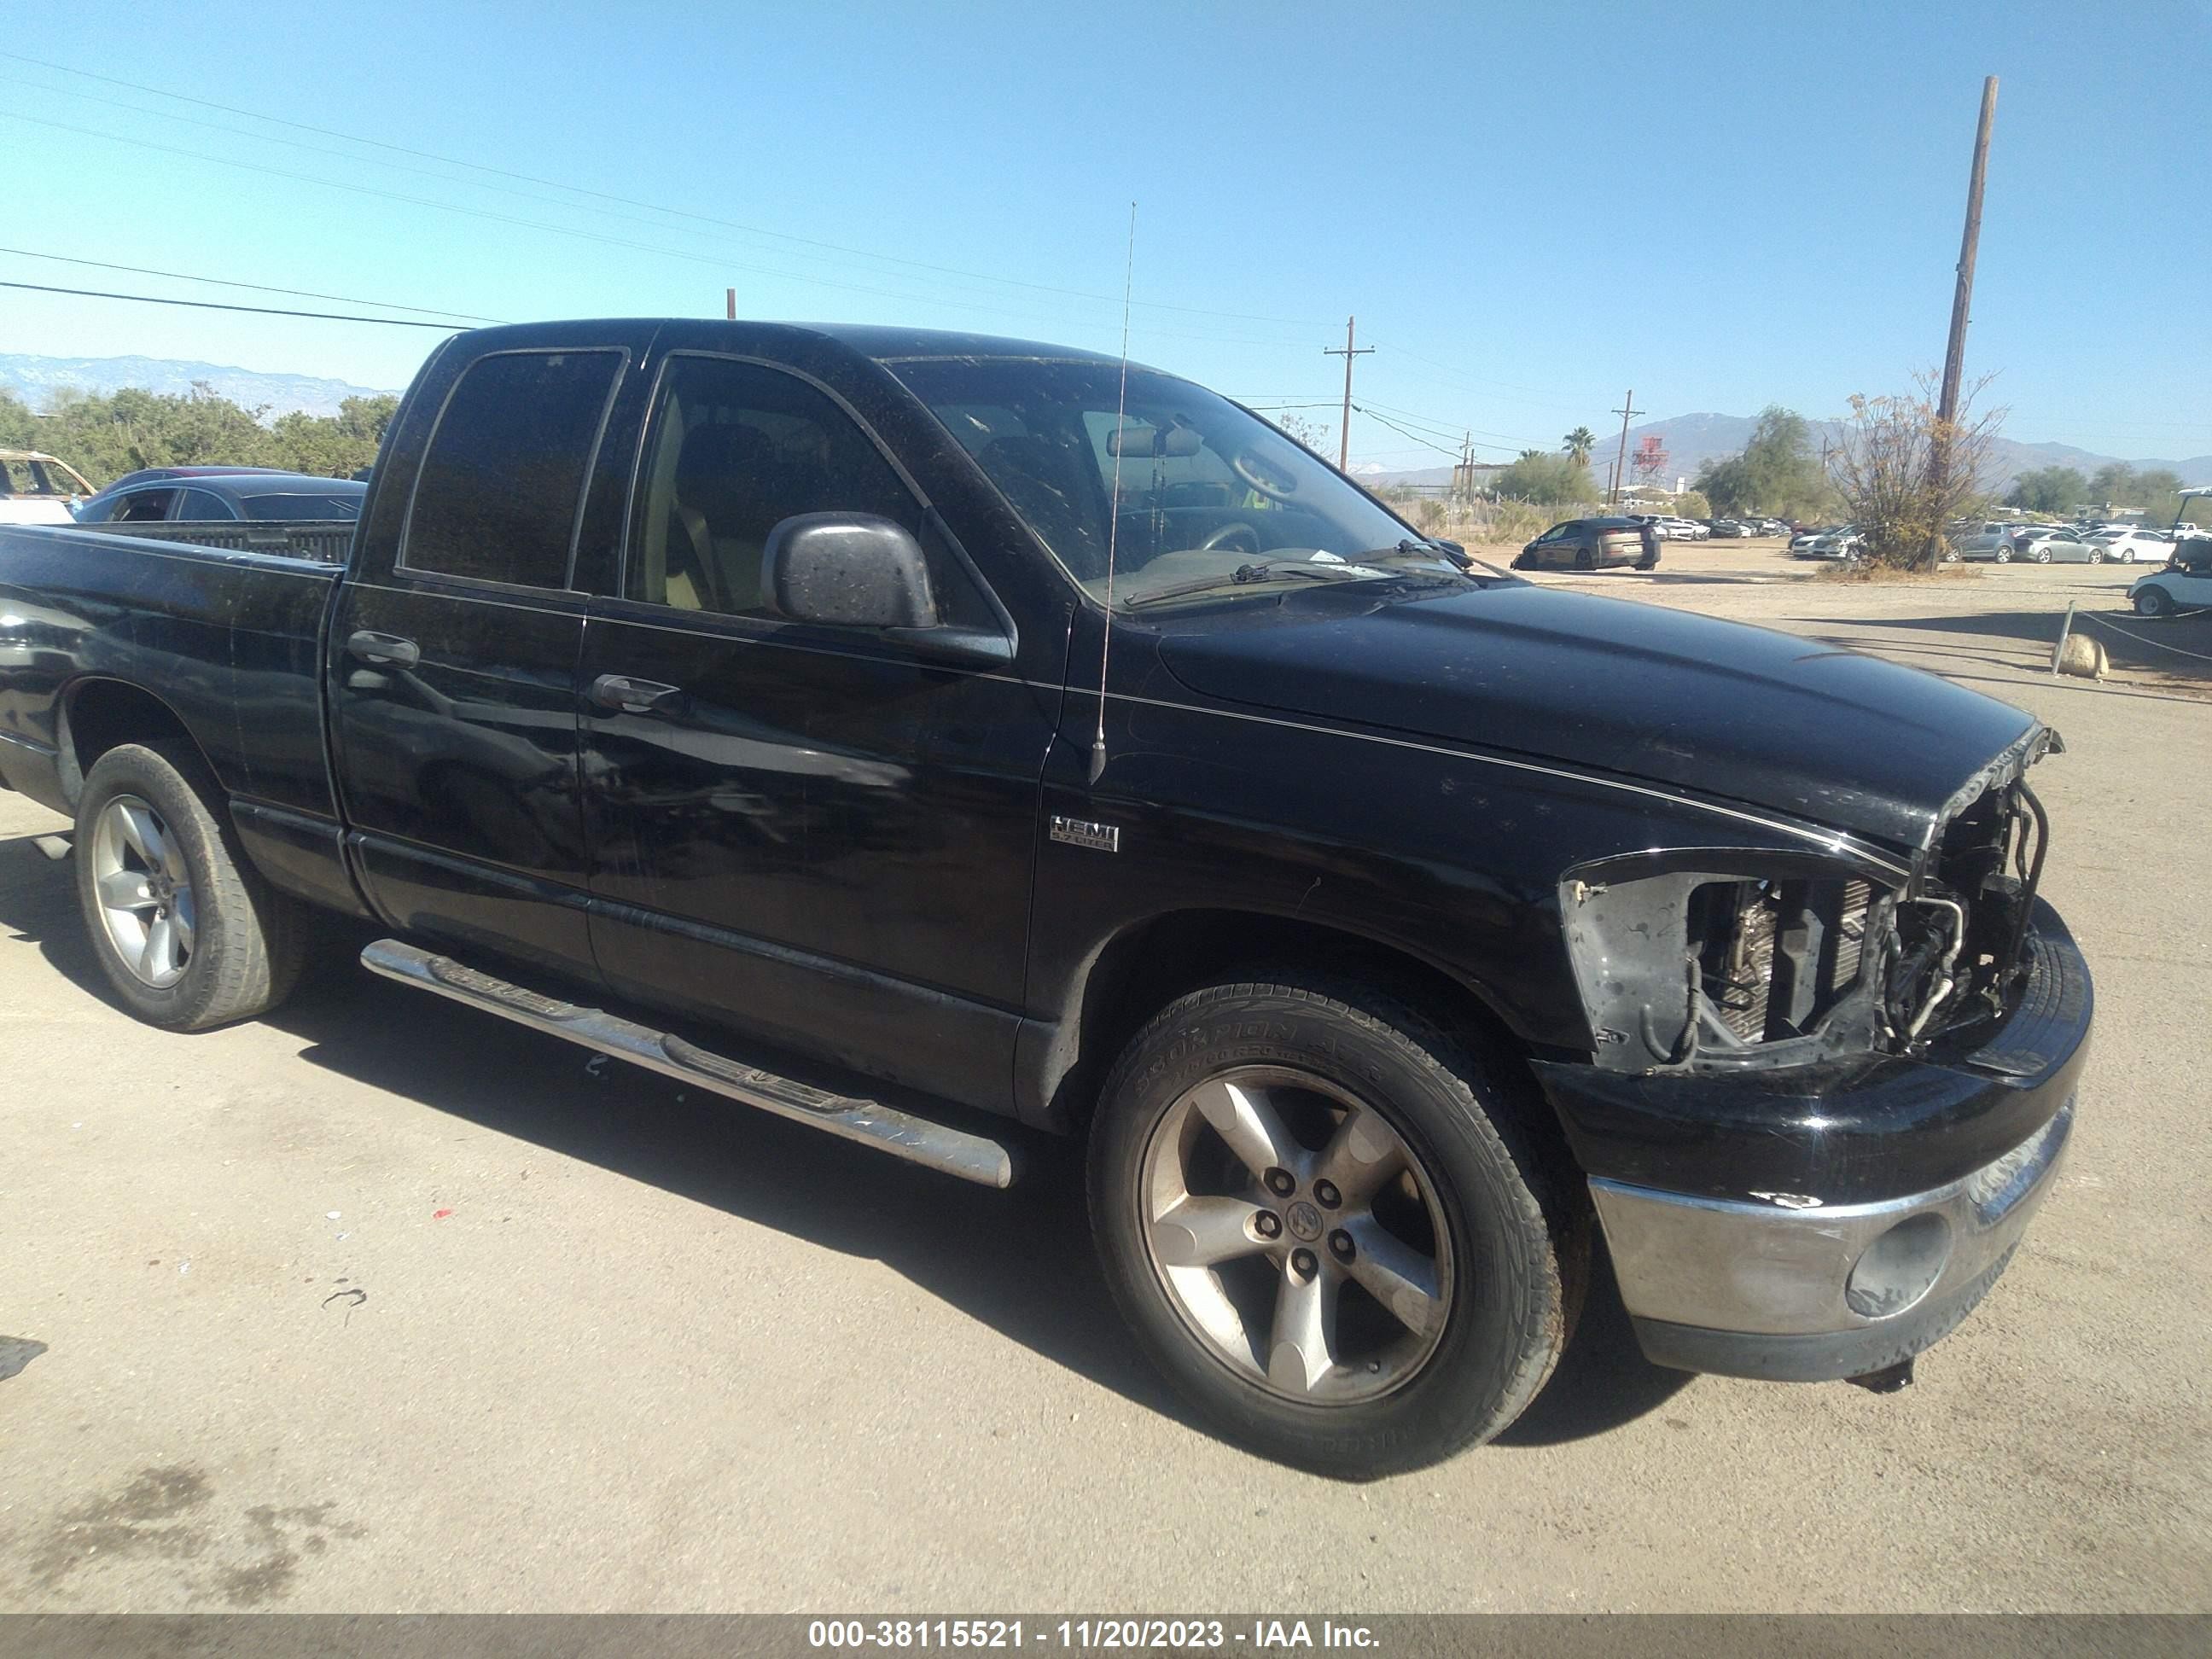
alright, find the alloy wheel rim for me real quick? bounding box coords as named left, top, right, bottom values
left=1138, top=1065, right=1455, bottom=1405
left=90, top=794, right=196, bottom=988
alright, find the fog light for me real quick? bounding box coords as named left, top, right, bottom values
left=1846, top=1213, right=1953, bottom=1318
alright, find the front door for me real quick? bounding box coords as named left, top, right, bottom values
left=578, top=352, right=1055, bottom=1111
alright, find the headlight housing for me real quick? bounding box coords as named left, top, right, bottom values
left=1560, top=852, right=1905, bottom=1074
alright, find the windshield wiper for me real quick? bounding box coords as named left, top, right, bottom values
left=1353, top=538, right=1477, bottom=571
left=1123, top=560, right=1368, bottom=610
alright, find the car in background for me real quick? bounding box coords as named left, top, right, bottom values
left=1705, top=519, right=1752, bottom=538
left=1795, top=526, right=1865, bottom=562
left=1655, top=515, right=1703, bottom=539
left=2087, top=527, right=2175, bottom=565
left=1515, top=516, right=1656, bottom=571
left=72, top=471, right=367, bottom=527
left=95, top=464, right=299, bottom=496
left=1750, top=517, right=1787, bottom=537
left=0, top=450, right=97, bottom=525
left=2005, top=527, right=2102, bottom=564
left=2128, top=541, right=2212, bottom=615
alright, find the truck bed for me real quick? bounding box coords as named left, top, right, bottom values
left=0, top=520, right=348, bottom=876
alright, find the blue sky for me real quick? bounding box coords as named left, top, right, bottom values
left=3, top=1, right=2208, bottom=469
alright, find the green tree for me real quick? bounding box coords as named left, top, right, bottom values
left=1494, top=451, right=1598, bottom=505
left=0, top=386, right=395, bottom=487
left=1562, top=426, right=1597, bottom=466
left=2005, top=465, right=2087, bottom=515
left=2133, top=467, right=2185, bottom=529
left=1693, top=406, right=1833, bottom=517
left=1671, top=489, right=1711, bottom=519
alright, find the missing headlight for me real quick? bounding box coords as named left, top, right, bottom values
left=1561, top=858, right=1896, bottom=1074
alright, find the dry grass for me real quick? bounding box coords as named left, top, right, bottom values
left=1813, top=561, right=1983, bottom=584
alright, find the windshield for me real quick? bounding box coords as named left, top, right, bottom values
left=888, top=357, right=1430, bottom=608
left=236, top=489, right=364, bottom=521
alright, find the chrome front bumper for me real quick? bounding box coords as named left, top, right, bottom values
left=1592, top=1098, right=2073, bottom=1380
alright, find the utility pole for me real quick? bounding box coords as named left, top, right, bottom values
left=1323, top=316, right=1374, bottom=471
left=725, top=288, right=737, bottom=321
left=1927, top=75, right=1998, bottom=571
left=1607, top=389, right=1643, bottom=504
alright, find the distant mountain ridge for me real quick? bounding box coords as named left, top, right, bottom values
left=0, top=352, right=398, bottom=420
left=1366, top=412, right=2212, bottom=492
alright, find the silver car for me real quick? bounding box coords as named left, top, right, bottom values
left=1999, top=528, right=2101, bottom=564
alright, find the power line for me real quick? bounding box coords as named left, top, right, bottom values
left=0, top=245, right=502, bottom=323
left=0, top=280, right=471, bottom=329
left=1352, top=405, right=1462, bottom=462
left=0, top=52, right=1321, bottom=329
left=0, top=110, right=1307, bottom=352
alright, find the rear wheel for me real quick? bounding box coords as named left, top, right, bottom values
left=1995, top=546, right=2012, bottom=563
left=1088, top=977, right=1585, bottom=1478
left=2088, top=550, right=2104, bottom=564
left=73, top=742, right=306, bottom=1030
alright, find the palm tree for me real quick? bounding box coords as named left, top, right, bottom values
left=1563, top=427, right=1597, bottom=466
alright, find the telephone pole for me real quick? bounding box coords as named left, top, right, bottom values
left=1927, top=75, right=1998, bottom=571
left=725, top=288, right=737, bottom=321
left=1323, top=316, right=1374, bottom=471
left=1607, top=389, right=1643, bottom=504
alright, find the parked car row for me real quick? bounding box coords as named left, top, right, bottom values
left=1952, top=521, right=2179, bottom=566
left=0, top=460, right=364, bottom=531
left=1627, top=515, right=1793, bottom=540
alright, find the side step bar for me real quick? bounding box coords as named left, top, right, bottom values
left=359, top=938, right=1014, bottom=1189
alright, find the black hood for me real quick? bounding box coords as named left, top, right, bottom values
left=1150, top=581, right=2041, bottom=852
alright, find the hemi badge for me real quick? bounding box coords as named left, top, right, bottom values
left=1051, top=816, right=1121, bottom=853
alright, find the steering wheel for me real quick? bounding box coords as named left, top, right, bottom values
left=1199, top=520, right=1262, bottom=555
left=1231, top=449, right=1301, bottom=503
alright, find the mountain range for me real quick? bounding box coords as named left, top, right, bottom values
left=0, top=353, right=399, bottom=420
left=5, top=353, right=2205, bottom=490
left=1364, top=412, right=2212, bottom=493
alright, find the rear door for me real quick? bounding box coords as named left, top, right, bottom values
left=575, top=349, right=1053, bottom=1111
left=327, top=333, right=655, bottom=985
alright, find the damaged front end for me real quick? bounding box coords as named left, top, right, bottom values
left=1534, top=723, right=2091, bottom=1385
left=1560, top=725, right=2061, bottom=1075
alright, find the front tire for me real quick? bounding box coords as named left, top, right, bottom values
left=2134, top=586, right=2172, bottom=618
left=1088, top=977, right=1586, bottom=1478
left=74, top=742, right=306, bottom=1031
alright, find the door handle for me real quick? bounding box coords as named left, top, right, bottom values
left=346, top=629, right=420, bottom=668
left=589, top=673, right=683, bottom=714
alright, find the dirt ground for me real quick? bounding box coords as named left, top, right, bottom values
left=1, top=554, right=2206, bottom=1614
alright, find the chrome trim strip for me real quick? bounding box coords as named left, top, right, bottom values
left=0, top=727, right=59, bottom=756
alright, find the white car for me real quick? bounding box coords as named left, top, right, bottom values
left=2128, top=550, right=2212, bottom=616
left=0, top=450, right=96, bottom=525
left=1797, top=527, right=1865, bottom=561
left=2087, top=527, right=2175, bottom=565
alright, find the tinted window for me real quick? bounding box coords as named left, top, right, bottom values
left=113, top=488, right=178, bottom=523
left=178, top=490, right=236, bottom=521
left=403, top=350, right=620, bottom=588
left=237, top=490, right=364, bottom=521
left=628, top=355, right=926, bottom=619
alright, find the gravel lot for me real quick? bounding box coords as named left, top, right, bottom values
left=2, top=552, right=2206, bottom=1613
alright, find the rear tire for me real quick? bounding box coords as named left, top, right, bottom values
left=73, top=742, right=307, bottom=1031
left=1088, top=976, right=1586, bottom=1478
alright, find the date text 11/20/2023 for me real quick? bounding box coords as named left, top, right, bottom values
left=807, top=1620, right=1380, bottom=1650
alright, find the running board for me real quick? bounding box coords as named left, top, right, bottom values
left=358, top=938, right=1014, bottom=1189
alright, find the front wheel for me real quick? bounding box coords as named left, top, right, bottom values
left=74, top=742, right=306, bottom=1030
left=1088, top=978, right=1585, bottom=1478
left=2034, top=547, right=2052, bottom=564
left=2134, top=585, right=2172, bottom=617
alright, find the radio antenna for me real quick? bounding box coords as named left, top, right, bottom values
left=1090, top=200, right=1136, bottom=786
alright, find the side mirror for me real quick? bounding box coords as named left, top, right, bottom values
left=760, top=511, right=1015, bottom=671
left=764, top=513, right=940, bottom=629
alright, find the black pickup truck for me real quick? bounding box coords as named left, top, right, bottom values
left=0, top=320, right=2090, bottom=1476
